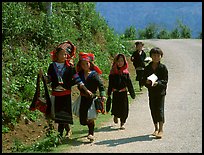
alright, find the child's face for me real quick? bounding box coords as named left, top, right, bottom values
left=151, top=53, right=161, bottom=63
left=57, top=50, right=68, bottom=63
left=80, top=60, right=90, bottom=72
left=136, top=44, right=143, bottom=51
left=117, top=56, right=125, bottom=68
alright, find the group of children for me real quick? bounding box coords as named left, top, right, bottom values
left=38, top=40, right=168, bottom=142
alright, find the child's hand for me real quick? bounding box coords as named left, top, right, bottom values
left=86, top=90, right=93, bottom=98
left=153, top=81, right=158, bottom=87
left=146, top=80, right=152, bottom=85
left=101, top=96, right=106, bottom=102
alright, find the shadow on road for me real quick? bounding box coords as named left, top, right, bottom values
left=94, top=134, right=155, bottom=147
left=95, top=125, right=120, bottom=133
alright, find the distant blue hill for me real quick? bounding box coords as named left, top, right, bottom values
left=96, top=2, right=202, bottom=38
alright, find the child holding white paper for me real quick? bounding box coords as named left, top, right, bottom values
left=142, top=47, right=168, bottom=138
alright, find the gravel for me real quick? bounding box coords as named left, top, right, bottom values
left=62, top=39, right=202, bottom=153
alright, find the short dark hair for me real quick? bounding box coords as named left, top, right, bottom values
left=150, top=47, right=163, bottom=57
left=135, top=41, right=144, bottom=47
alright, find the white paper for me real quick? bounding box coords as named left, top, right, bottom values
left=144, top=57, right=152, bottom=62
left=147, top=74, right=158, bottom=86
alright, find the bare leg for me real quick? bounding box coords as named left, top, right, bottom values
left=58, top=123, right=64, bottom=137
left=64, top=124, right=72, bottom=138
left=158, top=121, right=163, bottom=132
left=152, top=122, right=159, bottom=136
left=156, top=121, right=164, bottom=138
left=87, top=120, right=95, bottom=141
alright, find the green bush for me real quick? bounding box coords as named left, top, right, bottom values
left=2, top=2, right=134, bottom=133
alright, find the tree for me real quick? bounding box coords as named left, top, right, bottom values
left=138, top=29, right=146, bottom=39
left=124, top=26, right=136, bottom=40
left=170, top=28, right=180, bottom=39
left=176, top=20, right=191, bottom=38
left=157, top=29, right=170, bottom=39
left=180, top=25, right=191, bottom=38
left=45, top=2, right=52, bottom=16
left=144, top=23, right=158, bottom=39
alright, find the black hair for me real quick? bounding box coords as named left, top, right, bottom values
left=150, top=47, right=163, bottom=57
left=135, top=41, right=144, bottom=47
left=115, top=54, right=127, bottom=66
left=56, top=47, right=63, bottom=53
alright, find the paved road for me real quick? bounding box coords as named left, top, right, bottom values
left=63, top=39, right=202, bottom=153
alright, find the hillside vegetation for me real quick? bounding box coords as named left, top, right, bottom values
left=2, top=2, right=133, bottom=133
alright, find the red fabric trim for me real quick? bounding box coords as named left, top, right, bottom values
left=77, top=52, right=102, bottom=74
left=93, top=65, right=102, bottom=75
left=79, top=52, right=94, bottom=61
left=50, top=40, right=76, bottom=66
left=51, top=90, right=71, bottom=96
left=112, top=88, right=127, bottom=92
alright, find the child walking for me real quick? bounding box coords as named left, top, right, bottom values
left=76, top=52, right=106, bottom=142
left=131, top=41, right=146, bottom=91
left=40, top=40, right=92, bottom=138
left=142, top=47, right=168, bottom=138
left=107, top=54, right=135, bottom=129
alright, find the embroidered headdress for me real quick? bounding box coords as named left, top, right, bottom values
left=50, top=40, right=76, bottom=66
left=77, top=52, right=102, bottom=74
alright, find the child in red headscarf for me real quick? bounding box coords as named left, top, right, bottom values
left=76, top=52, right=106, bottom=142
left=107, top=54, right=135, bottom=129
left=39, top=41, right=92, bottom=139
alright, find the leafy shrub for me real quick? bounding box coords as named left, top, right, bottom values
left=2, top=2, right=134, bottom=133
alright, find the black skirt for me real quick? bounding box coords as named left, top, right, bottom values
left=54, top=94, right=73, bottom=124
left=79, top=96, right=93, bottom=125
left=111, top=91, right=129, bottom=123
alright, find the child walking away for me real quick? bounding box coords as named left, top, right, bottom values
left=142, top=47, right=168, bottom=139
left=131, top=41, right=146, bottom=91
left=40, top=40, right=92, bottom=139
left=76, top=52, right=106, bottom=142
left=107, top=54, right=135, bottom=129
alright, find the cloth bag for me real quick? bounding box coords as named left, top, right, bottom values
left=72, top=95, right=81, bottom=117
left=94, top=97, right=105, bottom=114
left=87, top=98, right=98, bottom=120
left=29, top=74, right=52, bottom=117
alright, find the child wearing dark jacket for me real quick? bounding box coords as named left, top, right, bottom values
left=76, top=52, right=106, bottom=142
left=131, top=41, right=146, bottom=91
left=39, top=41, right=92, bottom=138
left=142, top=47, right=168, bottom=138
left=107, top=54, right=135, bottom=129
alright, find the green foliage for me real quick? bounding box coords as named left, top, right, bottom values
left=11, top=122, right=61, bottom=152
left=157, top=29, right=170, bottom=39
left=170, top=28, right=180, bottom=39
left=144, top=23, right=158, bottom=39
left=2, top=2, right=134, bottom=135
left=126, top=20, right=192, bottom=39
left=177, top=20, right=191, bottom=38
left=138, top=29, right=147, bottom=39
left=124, top=26, right=137, bottom=40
